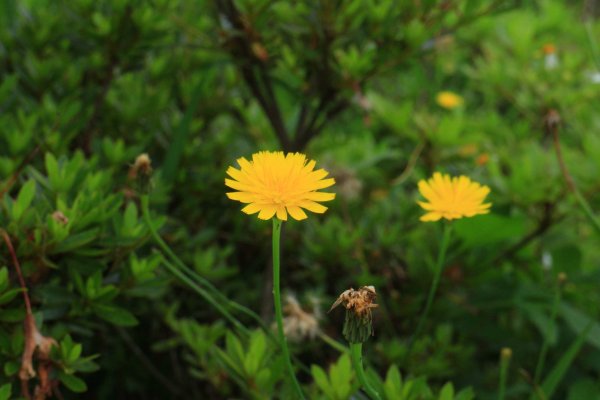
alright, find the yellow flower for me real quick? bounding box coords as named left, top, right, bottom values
left=225, top=151, right=335, bottom=221
left=436, top=91, right=464, bottom=109
left=417, top=172, right=491, bottom=222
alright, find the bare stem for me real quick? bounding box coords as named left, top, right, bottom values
left=272, top=218, right=305, bottom=399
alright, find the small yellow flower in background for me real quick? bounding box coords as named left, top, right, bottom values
left=225, top=151, right=335, bottom=221
left=436, top=91, right=464, bottom=109
left=417, top=172, right=491, bottom=222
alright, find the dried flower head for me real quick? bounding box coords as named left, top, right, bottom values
left=330, top=286, right=378, bottom=317
left=225, top=151, right=335, bottom=221
left=129, top=153, right=153, bottom=194
left=131, top=153, right=152, bottom=177
left=417, top=172, right=491, bottom=222
left=282, top=295, right=320, bottom=342
left=330, top=286, right=378, bottom=344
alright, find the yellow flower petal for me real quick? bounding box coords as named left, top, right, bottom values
left=287, top=206, right=308, bottom=220
left=276, top=206, right=288, bottom=221
left=304, top=192, right=336, bottom=202
left=420, top=212, right=443, bottom=222
left=298, top=200, right=328, bottom=214
left=227, top=192, right=256, bottom=203
left=242, top=203, right=262, bottom=215
left=225, top=151, right=335, bottom=221
left=258, top=205, right=277, bottom=220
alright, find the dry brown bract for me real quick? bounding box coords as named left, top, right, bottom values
left=329, top=286, right=378, bottom=318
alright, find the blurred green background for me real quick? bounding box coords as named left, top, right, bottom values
left=1, top=0, right=599, bottom=399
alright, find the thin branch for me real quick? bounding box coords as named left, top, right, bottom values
left=295, top=97, right=349, bottom=151
left=548, top=109, right=600, bottom=234
left=1, top=230, right=32, bottom=314
left=392, top=141, right=426, bottom=185
left=216, top=0, right=292, bottom=150
left=1, top=230, right=58, bottom=400
left=489, top=202, right=556, bottom=267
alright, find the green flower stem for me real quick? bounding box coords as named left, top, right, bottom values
left=498, top=349, right=511, bottom=400
left=272, top=218, right=305, bottom=399
left=572, top=190, right=600, bottom=236
left=410, top=223, right=452, bottom=353
left=350, top=343, right=382, bottom=400
left=533, top=280, right=562, bottom=383
left=140, top=195, right=249, bottom=336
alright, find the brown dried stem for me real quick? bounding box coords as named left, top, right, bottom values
left=1, top=230, right=57, bottom=400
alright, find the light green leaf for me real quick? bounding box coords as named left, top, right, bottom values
left=13, top=179, right=36, bottom=220
left=439, top=382, right=454, bottom=400
left=0, top=383, right=11, bottom=400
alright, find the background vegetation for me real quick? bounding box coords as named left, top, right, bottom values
left=1, top=0, right=599, bottom=398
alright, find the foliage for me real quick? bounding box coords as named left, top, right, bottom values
left=1, top=0, right=600, bottom=398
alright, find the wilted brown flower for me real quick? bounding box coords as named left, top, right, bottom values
left=129, top=153, right=153, bottom=194
left=329, top=286, right=378, bottom=318
left=330, top=286, right=378, bottom=344
left=130, top=153, right=153, bottom=179
left=282, top=295, right=320, bottom=342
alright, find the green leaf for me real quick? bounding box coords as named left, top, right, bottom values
left=0, top=288, right=23, bottom=305
left=455, top=387, right=475, bottom=400
left=225, top=332, right=245, bottom=367
left=330, top=353, right=352, bottom=392
left=93, top=304, right=138, bottom=327
left=439, top=382, right=454, bottom=400
left=59, top=371, right=88, bottom=393
left=4, top=361, right=19, bottom=376
left=245, top=331, right=267, bottom=375
left=51, top=229, right=99, bottom=254
left=68, top=343, right=83, bottom=363
left=0, top=268, right=9, bottom=293
left=311, top=365, right=335, bottom=399
left=0, top=383, right=11, bottom=400
left=384, top=365, right=403, bottom=399
left=45, top=153, right=60, bottom=190
left=13, top=179, right=36, bottom=220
